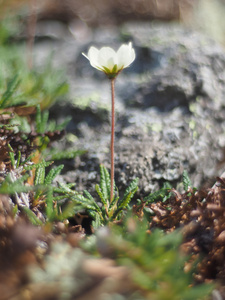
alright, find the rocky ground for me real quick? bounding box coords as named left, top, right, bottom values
left=31, top=19, right=225, bottom=198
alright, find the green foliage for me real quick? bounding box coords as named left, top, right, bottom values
left=46, top=148, right=86, bottom=161
left=22, top=65, right=69, bottom=110
left=22, top=207, right=43, bottom=226
left=182, top=170, right=193, bottom=192
left=9, top=114, right=31, bottom=133
left=0, top=173, right=32, bottom=195
left=91, top=218, right=213, bottom=300
left=28, top=104, right=81, bottom=159
left=94, top=164, right=138, bottom=226
left=8, top=144, right=16, bottom=169
left=1, top=147, right=79, bottom=224
left=98, top=164, right=111, bottom=202
left=29, top=160, right=74, bottom=222
left=3, top=129, right=84, bottom=225
left=44, top=164, right=64, bottom=186
left=33, top=104, right=85, bottom=163
left=0, top=74, right=21, bottom=108
left=0, top=55, right=68, bottom=110
left=60, top=165, right=139, bottom=228
left=34, top=104, right=71, bottom=134
left=25, top=217, right=213, bottom=300
left=0, top=15, right=22, bottom=45
left=30, top=160, right=87, bottom=223
left=143, top=182, right=172, bottom=204
left=0, top=16, right=68, bottom=111
left=35, top=104, right=48, bottom=134
left=1, top=145, right=32, bottom=195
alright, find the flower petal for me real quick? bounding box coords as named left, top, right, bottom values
left=98, top=47, right=117, bottom=71
left=117, top=42, right=135, bottom=69
left=87, top=46, right=102, bottom=70
left=82, top=52, right=89, bottom=60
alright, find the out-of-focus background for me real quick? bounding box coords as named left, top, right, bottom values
left=1, top=0, right=225, bottom=193
left=1, top=0, right=225, bottom=45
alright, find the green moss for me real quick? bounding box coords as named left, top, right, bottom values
left=72, top=92, right=110, bottom=111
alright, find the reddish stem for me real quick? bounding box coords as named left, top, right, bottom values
left=110, top=78, right=115, bottom=203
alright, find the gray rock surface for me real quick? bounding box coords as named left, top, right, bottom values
left=36, top=21, right=225, bottom=197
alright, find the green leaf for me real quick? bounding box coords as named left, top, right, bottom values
left=92, top=213, right=101, bottom=229
left=99, top=164, right=111, bottom=202
left=8, top=144, right=15, bottom=168
left=143, top=183, right=172, bottom=204
left=54, top=116, right=72, bottom=131
left=71, top=195, right=98, bottom=212
left=16, top=151, right=21, bottom=168
left=35, top=104, right=42, bottom=134
left=22, top=207, right=43, bottom=226
left=48, top=149, right=86, bottom=161
left=182, top=170, right=192, bottom=191
left=76, top=194, right=99, bottom=211
left=83, top=190, right=102, bottom=213
left=96, top=184, right=108, bottom=207
left=34, top=164, right=46, bottom=185
left=0, top=74, right=21, bottom=108
left=44, top=164, right=64, bottom=185
left=56, top=202, right=84, bottom=221
left=45, top=187, right=54, bottom=221
left=109, top=179, right=138, bottom=221
left=112, top=64, right=118, bottom=73
left=35, top=104, right=50, bottom=134
left=119, top=178, right=139, bottom=209
left=109, top=188, right=119, bottom=211
left=53, top=183, right=76, bottom=194
left=103, top=66, right=111, bottom=74
left=57, top=182, right=77, bottom=195
left=41, top=110, right=49, bottom=133
left=83, top=189, right=94, bottom=202
left=24, top=160, right=52, bottom=171
left=0, top=173, right=31, bottom=195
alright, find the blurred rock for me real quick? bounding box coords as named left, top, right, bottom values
left=41, top=21, right=225, bottom=197
left=37, top=0, right=193, bottom=26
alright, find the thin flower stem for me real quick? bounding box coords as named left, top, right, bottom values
left=110, top=78, right=115, bottom=203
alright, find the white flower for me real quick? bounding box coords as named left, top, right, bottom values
left=82, top=42, right=135, bottom=79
